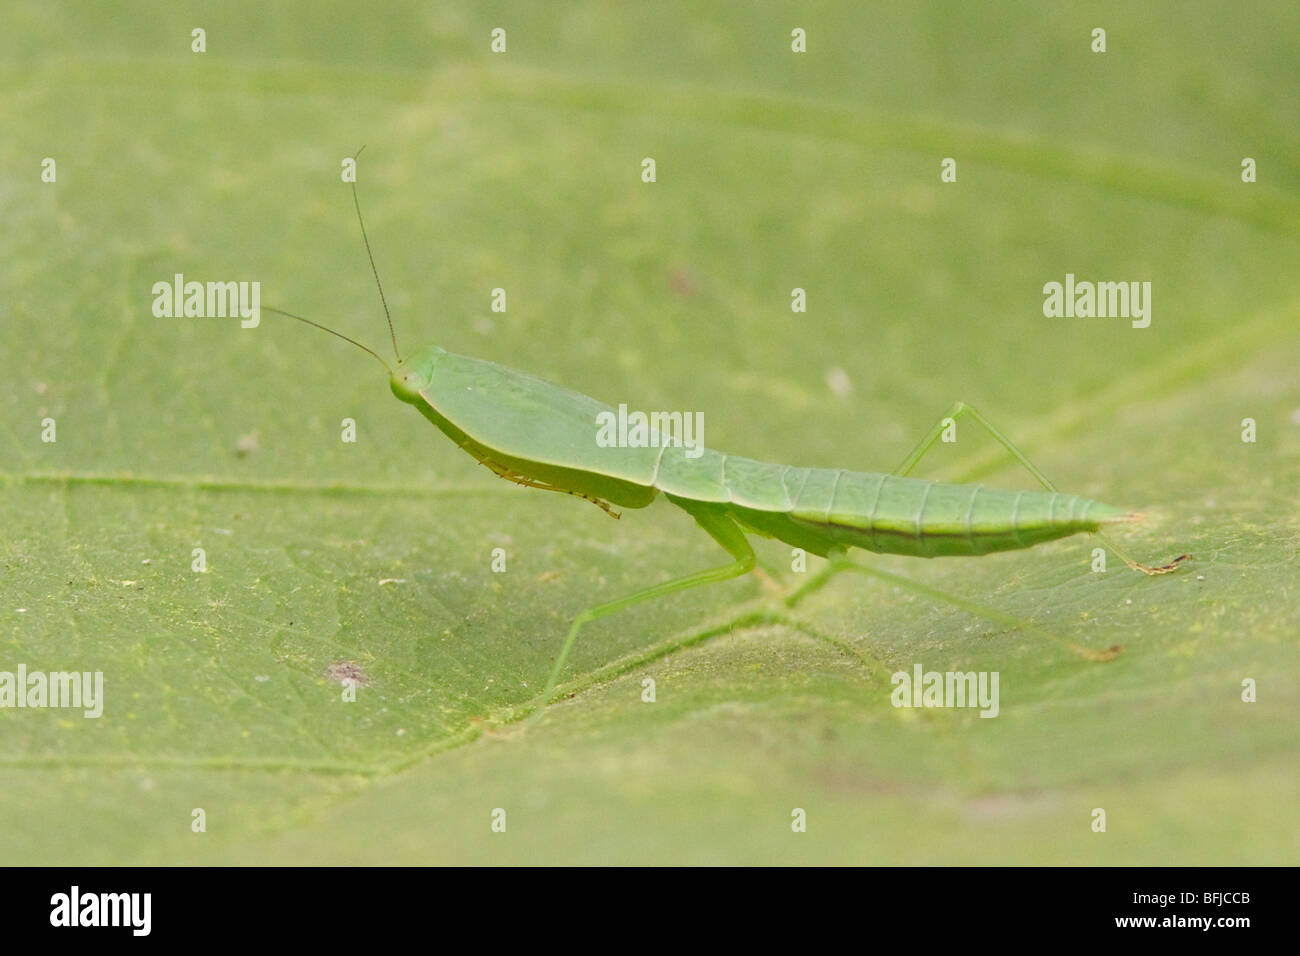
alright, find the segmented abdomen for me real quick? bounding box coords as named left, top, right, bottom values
left=653, top=449, right=1126, bottom=558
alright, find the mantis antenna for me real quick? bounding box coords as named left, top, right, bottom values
left=262, top=148, right=402, bottom=375
left=261, top=305, right=394, bottom=375
left=349, top=145, right=401, bottom=363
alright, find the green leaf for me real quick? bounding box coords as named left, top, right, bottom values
left=2, top=1, right=1296, bottom=864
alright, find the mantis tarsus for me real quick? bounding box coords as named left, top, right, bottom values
left=266, top=157, right=1188, bottom=720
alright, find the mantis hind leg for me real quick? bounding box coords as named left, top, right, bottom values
left=785, top=546, right=1120, bottom=662
left=528, top=501, right=755, bottom=722
left=895, top=401, right=1187, bottom=574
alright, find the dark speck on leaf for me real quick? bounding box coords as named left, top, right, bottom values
left=326, top=660, right=370, bottom=686
left=669, top=268, right=698, bottom=297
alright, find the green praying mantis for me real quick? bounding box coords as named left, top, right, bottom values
left=265, top=155, right=1188, bottom=720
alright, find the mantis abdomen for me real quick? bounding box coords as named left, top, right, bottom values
left=714, top=476, right=1133, bottom=559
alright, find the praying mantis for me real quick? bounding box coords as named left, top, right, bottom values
left=266, top=155, right=1188, bottom=720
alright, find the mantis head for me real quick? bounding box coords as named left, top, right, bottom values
left=389, top=344, right=445, bottom=405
